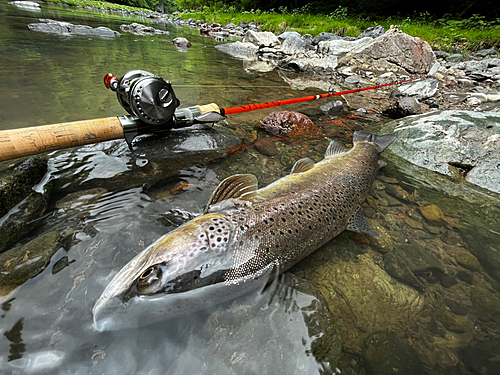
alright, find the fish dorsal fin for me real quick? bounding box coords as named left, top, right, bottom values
left=291, top=158, right=315, bottom=174
left=205, top=174, right=258, bottom=213
left=346, top=208, right=380, bottom=237
left=325, top=140, right=350, bottom=158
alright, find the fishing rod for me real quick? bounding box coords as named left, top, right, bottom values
left=0, top=69, right=427, bottom=163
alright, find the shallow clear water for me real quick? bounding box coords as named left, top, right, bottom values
left=2, top=2, right=500, bottom=375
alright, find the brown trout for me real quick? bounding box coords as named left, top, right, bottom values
left=93, top=131, right=396, bottom=331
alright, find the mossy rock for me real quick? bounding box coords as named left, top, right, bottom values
left=0, top=231, right=61, bottom=296
left=0, top=156, right=48, bottom=217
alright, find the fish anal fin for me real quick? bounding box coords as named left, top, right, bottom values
left=290, top=158, right=315, bottom=174
left=346, top=209, right=380, bottom=237
left=325, top=140, right=351, bottom=158
left=205, top=174, right=258, bottom=213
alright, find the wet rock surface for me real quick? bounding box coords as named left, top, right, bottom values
left=0, top=156, right=47, bottom=217
left=0, top=231, right=62, bottom=296
left=28, top=19, right=120, bottom=38
left=383, top=110, right=500, bottom=194
left=49, top=127, right=241, bottom=194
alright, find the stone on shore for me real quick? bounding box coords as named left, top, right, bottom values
left=243, top=30, right=280, bottom=48
left=8, top=1, right=40, bottom=11
left=338, top=29, right=436, bottom=75
left=120, top=22, right=169, bottom=36
left=214, top=41, right=258, bottom=60
left=317, top=37, right=373, bottom=57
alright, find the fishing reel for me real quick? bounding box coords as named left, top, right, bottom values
left=104, top=70, right=180, bottom=125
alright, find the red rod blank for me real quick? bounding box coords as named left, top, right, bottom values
left=222, top=76, right=426, bottom=116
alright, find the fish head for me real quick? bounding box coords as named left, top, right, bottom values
left=93, top=213, right=239, bottom=331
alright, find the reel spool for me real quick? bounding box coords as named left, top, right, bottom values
left=104, top=70, right=180, bottom=125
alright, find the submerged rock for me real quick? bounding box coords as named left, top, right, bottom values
left=259, top=111, right=324, bottom=144
left=383, top=110, right=500, bottom=194
left=119, top=23, right=169, bottom=36
left=28, top=19, right=120, bottom=38
left=0, top=192, right=49, bottom=253
left=0, top=231, right=61, bottom=296
left=382, top=97, right=423, bottom=118
left=363, top=331, right=423, bottom=375
left=49, top=127, right=241, bottom=194
left=307, top=254, right=424, bottom=351
left=338, top=29, right=436, bottom=75
left=0, top=156, right=47, bottom=217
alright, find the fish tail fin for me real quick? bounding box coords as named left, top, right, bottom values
left=353, top=132, right=397, bottom=152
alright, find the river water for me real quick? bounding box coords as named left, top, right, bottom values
left=1, top=1, right=500, bottom=375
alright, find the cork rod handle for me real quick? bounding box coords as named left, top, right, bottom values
left=0, top=117, right=124, bottom=162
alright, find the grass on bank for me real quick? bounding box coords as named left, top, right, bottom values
left=44, top=0, right=153, bottom=13
left=179, top=10, right=500, bottom=53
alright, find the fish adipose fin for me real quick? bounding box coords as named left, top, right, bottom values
left=346, top=208, right=381, bottom=237
left=205, top=174, right=258, bottom=213
left=291, top=158, right=315, bottom=174
left=353, top=132, right=397, bottom=152
left=325, top=140, right=351, bottom=158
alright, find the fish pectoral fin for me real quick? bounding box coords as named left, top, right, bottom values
left=325, top=140, right=351, bottom=158
left=290, top=158, right=315, bottom=174
left=346, top=209, right=381, bottom=237
left=205, top=174, right=258, bottom=213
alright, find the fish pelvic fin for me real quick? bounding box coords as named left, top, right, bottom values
left=346, top=208, right=381, bottom=237
left=353, top=132, right=397, bottom=153
left=325, top=139, right=351, bottom=158
left=291, top=158, right=315, bottom=174
left=205, top=174, right=258, bottom=213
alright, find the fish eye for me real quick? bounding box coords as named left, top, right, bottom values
left=136, top=265, right=163, bottom=294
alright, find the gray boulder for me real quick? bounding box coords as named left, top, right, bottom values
left=394, top=77, right=439, bottom=100
left=120, top=23, right=169, bottom=36
left=385, top=110, right=500, bottom=194
left=277, top=31, right=301, bottom=42
left=278, top=56, right=338, bottom=78
left=215, top=41, right=258, bottom=60
left=28, top=19, right=120, bottom=38
left=338, top=29, right=436, bottom=75
left=317, top=37, right=373, bottom=57
left=243, top=30, right=280, bottom=48
left=358, top=25, right=385, bottom=39
left=280, top=34, right=307, bottom=55
left=312, top=32, right=342, bottom=45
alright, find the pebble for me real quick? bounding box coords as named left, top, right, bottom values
left=440, top=274, right=458, bottom=288
left=253, top=138, right=278, bottom=156
left=419, top=203, right=445, bottom=222
left=457, top=270, right=473, bottom=284
left=455, top=251, right=482, bottom=271
left=444, top=298, right=469, bottom=316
